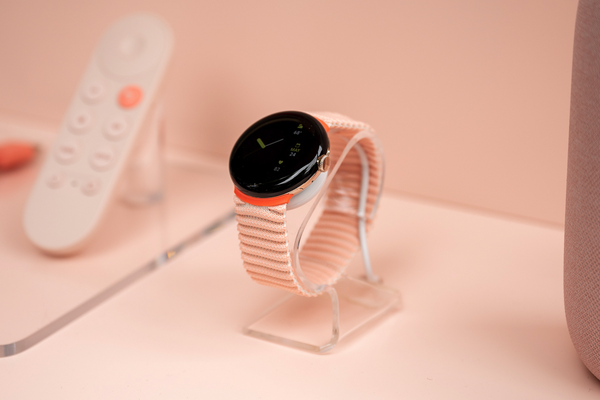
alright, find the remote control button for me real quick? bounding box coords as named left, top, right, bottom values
left=98, top=16, right=167, bottom=77
left=119, top=35, right=144, bottom=57
left=90, top=146, right=117, bottom=171
left=118, top=86, right=143, bottom=108
left=103, top=116, right=129, bottom=141
left=55, top=141, right=81, bottom=165
left=69, top=109, right=94, bottom=134
left=46, top=172, right=64, bottom=189
left=81, top=178, right=102, bottom=196
left=81, top=81, right=106, bottom=104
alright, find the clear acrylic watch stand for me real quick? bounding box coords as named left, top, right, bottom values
left=244, top=131, right=401, bottom=354
left=120, top=102, right=166, bottom=205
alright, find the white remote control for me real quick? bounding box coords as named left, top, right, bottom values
left=23, top=14, right=173, bottom=254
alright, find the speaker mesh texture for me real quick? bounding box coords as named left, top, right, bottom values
left=565, top=0, right=600, bottom=381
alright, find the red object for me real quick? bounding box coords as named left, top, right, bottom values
left=118, top=85, right=143, bottom=109
left=233, top=187, right=292, bottom=207
left=0, top=142, right=36, bottom=170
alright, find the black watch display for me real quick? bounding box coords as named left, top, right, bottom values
left=229, top=111, right=330, bottom=198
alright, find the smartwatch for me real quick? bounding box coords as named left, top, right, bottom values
left=229, top=111, right=383, bottom=297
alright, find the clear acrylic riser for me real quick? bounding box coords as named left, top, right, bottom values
left=243, top=128, right=401, bottom=353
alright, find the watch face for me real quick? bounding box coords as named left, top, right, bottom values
left=230, top=111, right=329, bottom=198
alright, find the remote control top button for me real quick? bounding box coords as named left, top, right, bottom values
left=103, top=116, right=129, bottom=141
left=46, top=172, right=64, bottom=189
left=98, top=15, right=167, bottom=77
left=69, top=109, right=94, bottom=134
left=118, top=85, right=143, bottom=108
left=81, top=178, right=102, bottom=196
left=90, top=146, right=117, bottom=171
left=55, top=141, right=81, bottom=164
left=81, top=81, right=106, bottom=104
left=119, top=35, right=144, bottom=57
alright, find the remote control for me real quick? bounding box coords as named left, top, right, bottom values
left=23, top=14, right=173, bottom=254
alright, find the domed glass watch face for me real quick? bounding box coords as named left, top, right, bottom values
left=230, top=111, right=329, bottom=198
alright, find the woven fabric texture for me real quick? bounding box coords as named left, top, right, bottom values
left=565, top=0, right=600, bottom=380
left=234, top=112, right=383, bottom=296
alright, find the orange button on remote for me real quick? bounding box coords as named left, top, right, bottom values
left=118, top=85, right=143, bottom=108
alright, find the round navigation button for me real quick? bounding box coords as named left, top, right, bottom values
left=90, top=146, right=117, bottom=171
left=97, top=15, right=168, bottom=77
left=55, top=141, right=81, bottom=165
left=81, top=81, right=106, bottom=104
left=81, top=178, right=102, bottom=196
left=69, top=109, right=94, bottom=134
left=118, top=86, right=143, bottom=109
left=119, top=35, right=144, bottom=57
left=103, top=116, right=129, bottom=141
left=46, top=172, right=64, bottom=189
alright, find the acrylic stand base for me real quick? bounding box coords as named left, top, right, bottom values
left=245, top=276, right=400, bottom=353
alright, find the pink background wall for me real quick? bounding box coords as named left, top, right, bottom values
left=0, top=0, right=577, bottom=225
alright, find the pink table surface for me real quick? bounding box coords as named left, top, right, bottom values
left=0, top=168, right=596, bottom=399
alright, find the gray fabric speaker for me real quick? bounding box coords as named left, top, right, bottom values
left=565, top=0, right=600, bottom=380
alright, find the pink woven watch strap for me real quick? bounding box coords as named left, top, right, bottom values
left=234, top=112, right=383, bottom=296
